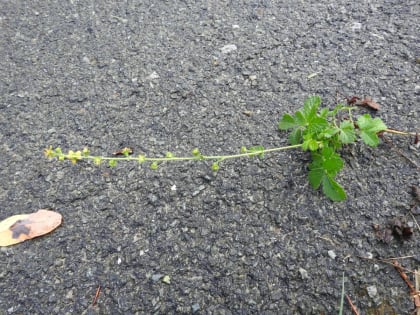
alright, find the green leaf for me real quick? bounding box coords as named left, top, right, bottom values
left=319, top=147, right=344, bottom=175
left=307, top=116, right=329, bottom=133
left=295, top=111, right=307, bottom=126
left=359, top=131, right=380, bottom=147
left=318, top=127, right=339, bottom=139
left=278, top=114, right=297, bottom=130
left=357, top=114, right=387, bottom=147
left=319, top=108, right=329, bottom=118
left=248, top=145, right=265, bottom=158
left=109, top=159, right=117, bottom=167
left=288, top=128, right=303, bottom=145
left=303, top=95, right=321, bottom=119
left=357, top=114, right=387, bottom=133
left=321, top=175, right=346, bottom=201
left=323, top=154, right=343, bottom=175
left=308, top=168, right=324, bottom=189
left=302, top=138, right=319, bottom=151
left=211, top=162, right=220, bottom=171
left=338, top=120, right=356, bottom=144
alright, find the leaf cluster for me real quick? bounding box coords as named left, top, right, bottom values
left=278, top=96, right=387, bottom=201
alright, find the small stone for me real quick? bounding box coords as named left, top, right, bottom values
left=147, top=71, right=160, bottom=80
left=327, top=250, right=336, bottom=259
left=351, top=22, right=362, bottom=31
left=152, top=274, right=163, bottom=282
left=162, top=275, right=171, bottom=284
left=220, top=44, right=237, bottom=54
left=365, top=252, right=374, bottom=259
left=65, top=289, right=74, bottom=300
left=367, top=285, right=377, bottom=298
left=191, top=303, right=200, bottom=313
left=299, top=268, right=309, bottom=279
left=249, top=75, right=257, bottom=81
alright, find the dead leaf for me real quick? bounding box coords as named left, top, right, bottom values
left=346, top=95, right=380, bottom=110
left=373, top=217, right=414, bottom=244
left=112, top=147, right=133, bottom=156
left=0, top=209, right=62, bottom=246
left=361, top=97, right=380, bottom=111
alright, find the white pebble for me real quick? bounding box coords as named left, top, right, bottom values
left=367, top=285, right=377, bottom=298
left=220, top=44, right=237, bottom=54
left=327, top=250, right=336, bottom=259
left=299, top=268, right=309, bottom=279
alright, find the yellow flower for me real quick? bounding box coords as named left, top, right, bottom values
left=44, top=146, right=55, bottom=158
left=82, top=147, right=90, bottom=157
left=68, top=150, right=82, bottom=164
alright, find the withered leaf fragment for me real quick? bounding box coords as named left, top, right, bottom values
left=392, top=218, right=413, bottom=240
left=346, top=95, right=380, bottom=110
left=112, top=147, right=133, bottom=156
left=0, top=209, right=62, bottom=247
left=373, top=217, right=414, bottom=244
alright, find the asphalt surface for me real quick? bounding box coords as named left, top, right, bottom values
left=0, top=1, right=419, bottom=314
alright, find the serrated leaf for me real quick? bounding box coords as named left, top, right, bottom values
left=295, top=111, right=307, bottom=126
left=319, top=108, right=329, bottom=118
left=289, top=128, right=303, bottom=145
left=278, top=114, right=297, bottom=130
left=302, top=133, right=317, bottom=151
left=308, top=168, right=324, bottom=189
left=307, top=116, right=329, bottom=133
left=359, top=131, right=380, bottom=147
left=338, top=120, right=356, bottom=144
left=323, top=154, right=344, bottom=175
left=308, top=139, right=319, bottom=151
left=321, top=175, right=346, bottom=201
left=303, top=96, right=321, bottom=119
left=357, top=114, right=387, bottom=133
left=318, top=127, right=339, bottom=139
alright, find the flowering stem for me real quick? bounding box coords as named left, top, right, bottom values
left=45, top=144, right=303, bottom=167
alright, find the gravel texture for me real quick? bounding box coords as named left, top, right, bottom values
left=0, top=1, right=419, bottom=314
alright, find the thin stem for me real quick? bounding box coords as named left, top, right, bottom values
left=384, top=128, right=417, bottom=136
left=56, top=144, right=303, bottom=163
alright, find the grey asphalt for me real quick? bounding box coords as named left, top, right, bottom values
left=0, top=1, right=419, bottom=314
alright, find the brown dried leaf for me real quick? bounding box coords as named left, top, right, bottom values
left=361, top=97, right=380, bottom=111
left=0, top=209, right=62, bottom=247
left=112, top=147, right=133, bottom=156
left=347, top=95, right=380, bottom=110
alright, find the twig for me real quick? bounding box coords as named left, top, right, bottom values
left=384, top=128, right=418, bottom=136
left=416, top=270, right=420, bottom=315
left=346, top=294, right=360, bottom=315
left=92, top=285, right=101, bottom=306
left=392, top=260, right=420, bottom=312
left=393, top=260, right=416, bottom=292
left=410, top=212, right=420, bottom=232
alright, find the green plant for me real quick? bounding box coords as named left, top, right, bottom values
left=45, top=96, right=413, bottom=201
left=278, top=95, right=387, bottom=201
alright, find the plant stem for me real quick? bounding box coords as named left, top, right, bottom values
left=384, top=128, right=417, bottom=136
left=58, top=144, right=303, bottom=163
